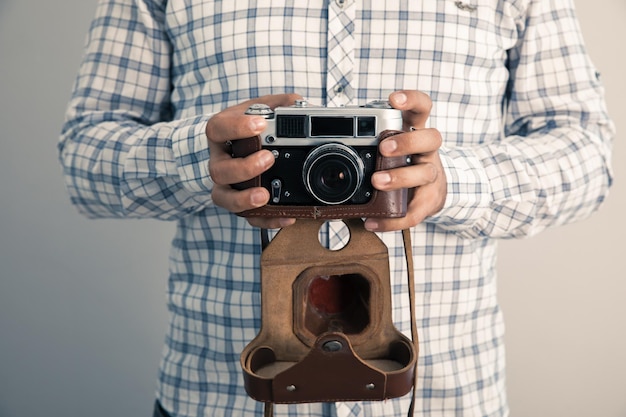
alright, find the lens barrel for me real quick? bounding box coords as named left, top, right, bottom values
left=302, top=143, right=365, bottom=205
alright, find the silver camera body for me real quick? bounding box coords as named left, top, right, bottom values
left=236, top=100, right=403, bottom=208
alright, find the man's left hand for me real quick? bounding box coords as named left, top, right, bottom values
left=364, top=90, right=447, bottom=232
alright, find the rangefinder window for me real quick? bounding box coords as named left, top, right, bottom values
left=310, top=116, right=354, bottom=137
left=276, top=115, right=307, bottom=138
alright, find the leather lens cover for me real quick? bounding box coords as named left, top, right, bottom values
left=240, top=219, right=417, bottom=404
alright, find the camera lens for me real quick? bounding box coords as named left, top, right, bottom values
left=303, top=143, right=365, bottom=205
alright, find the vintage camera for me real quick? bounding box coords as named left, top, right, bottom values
left=231, top=100, right=408, bottom=219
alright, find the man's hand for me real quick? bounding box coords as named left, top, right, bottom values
left=206, top=94, right=302, bottom=229
left=364, top=90, right=447, bottom=232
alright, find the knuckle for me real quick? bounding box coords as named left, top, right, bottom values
left=407, top=211, right=422, bottom=228
left=416, top=90, right=433, bottom=111
left=232, top=198, right=249, bottom=213
left=432, top=129, right=443, bottom=148
left=286, top=93, right=304, bottom=104
left=247, top=218, right=265, bottom=228
left=243, top=155, right=265, bottom=177
left=205, top=113, right=225, bottom=141
left=208, top=165, right=224, bottom=184
left=425, top=163, right=438, bottom=182
left=224, top=190, right=251, bottom=213
left=210, top=185, right=227, bottom=208
left=242, top=166, right=259, bottom=181
left=408, top=199, right=429, bottom=226
left=424, top=95, right=433, bottom=113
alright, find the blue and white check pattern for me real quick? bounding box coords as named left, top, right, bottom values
left=59, top=0, right=613, bottom=416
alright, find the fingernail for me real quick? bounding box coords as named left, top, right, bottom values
left=393, top=92, right=407, bottom=105
left=279, top=218, right=296, bottom=228
left=259, top=151, right=275, bottom=168
left=373, top=172, right=392, bottom=186
left=365, top=219, right=379, bottom=231
left=251, top=190, right=267, bottom=206
left=250, top=117, right=266, bottom=132
left=380, top=139, right=397, bottom=154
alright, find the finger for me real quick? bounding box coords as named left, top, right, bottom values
left=247, top=217, right=297, bottom=229
left=364, top=199, right=426, bottom=232
left=379, top=128, right=443, bottom=157
left=388, top=90, right=433, bottom=130
left=212, top=183, right=296, bottom=229
left=212, top=183, right=270, bottom=213
left=371, top=162, right=439, bottom=191
left=206, top=93, right=304, bottom=144
left=209, top=149, right=275, bottom=185
left=206, top=112, right=266, bottom=145
left=244, top=93, right=304, bottom=111
left=364, top=185, right=441, bottom=232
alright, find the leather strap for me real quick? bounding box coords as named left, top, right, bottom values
left=402, top=228, right=418, bottom=416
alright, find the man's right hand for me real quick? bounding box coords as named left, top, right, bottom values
left=205, top=93, right=303, bottom=229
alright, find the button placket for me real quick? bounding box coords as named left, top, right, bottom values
left=326, top=0, right=356, bottom=107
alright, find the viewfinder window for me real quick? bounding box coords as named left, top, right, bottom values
left=357, top=117, right=376, bottom=137
left=310, top=116, right=354, bottom=137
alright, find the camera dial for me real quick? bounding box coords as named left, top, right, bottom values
left=363, top=99, right=392, bottom=109
left=244, top=103, right=275, bottom=118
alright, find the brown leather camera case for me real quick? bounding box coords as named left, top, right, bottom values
left=230, top=130, right=408, bottom=219
left=240, top=219, right=418, bottom=404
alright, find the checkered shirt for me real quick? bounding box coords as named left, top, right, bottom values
left=59, top=0, right=613, bottom=416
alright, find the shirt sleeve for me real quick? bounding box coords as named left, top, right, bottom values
left=427, top=0, right=614, bottom=239
left=58, top=0, right=214, bottom=221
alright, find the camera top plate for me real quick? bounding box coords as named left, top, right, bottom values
left=245, top=100, right=402, bottom=147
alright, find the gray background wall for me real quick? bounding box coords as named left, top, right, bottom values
left=0, top=0, right=623, bottom=416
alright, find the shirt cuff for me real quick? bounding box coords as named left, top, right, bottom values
left=426, top=146, right=492, bottom=232
left=171, top=114, right=213, bottom=195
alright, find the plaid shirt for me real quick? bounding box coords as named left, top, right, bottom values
left=59, top=0, right=613, bottom=416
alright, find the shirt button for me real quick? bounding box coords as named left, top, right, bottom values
left=336, top=0, right=346, bottom=7
left=334, top=85, right=345, bottom=94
